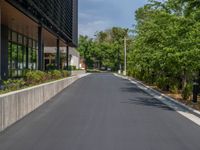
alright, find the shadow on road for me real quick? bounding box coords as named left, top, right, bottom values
left=119, top=79, right=196, bottom=114
left=121, top=86, right=144, bottom=94
left=120, top=82, right=174, bottom=111
left=121, top=98, right=173, bottom=111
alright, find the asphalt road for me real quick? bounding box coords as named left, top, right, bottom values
left=1, top=73, right=200, bottom=150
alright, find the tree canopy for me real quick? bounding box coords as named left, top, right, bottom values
left=78, top=27, right=129, bottom=70
left=128, top=0, right=200, bottom=92
left=78, top=0, right=200, bottom=98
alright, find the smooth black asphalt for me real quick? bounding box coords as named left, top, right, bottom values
left=1, top=73, right=200, bottom=150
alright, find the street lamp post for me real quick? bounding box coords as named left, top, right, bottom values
left=123, top=36, right=127, bottom=76
left=118, top=48, right=121, bottom=74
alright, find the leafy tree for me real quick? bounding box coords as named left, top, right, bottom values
left=78, top=27, right=129, bottom=71
left=78, top=0, right=200, bottom=99
left=78, top=35, right=94, bottom=68
left=128, top=0, right=200, bottom=94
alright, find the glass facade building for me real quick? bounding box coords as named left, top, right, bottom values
left=8, top=30, right=38, bottom=77
left=0, top=0, right=78, bottom=80
left=7, top=0, right=78, bottom=46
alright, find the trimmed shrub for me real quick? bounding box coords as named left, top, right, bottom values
left=49, top=70, right=63, bottom=79
left=1, top=69, right=71, bottom=94
left=46, top=64, right=57, bottom=71
left=3, top=79, right=26, bottom=91
left=68, top=65, right=76, bottom=71
left=25, top=70, right=46, bottom=85
left=61, top=70, right=69, bottom=77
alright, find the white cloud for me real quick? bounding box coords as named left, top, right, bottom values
left=78, top=0, right=149, bottom=37
left=79, top=12, right=93, bottom=19
left=84, top=0, right=105, bottom=2
left=78, top=20, right=111, bottom=37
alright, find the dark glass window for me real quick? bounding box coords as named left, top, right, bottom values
left=11, top=43, right=18, bottom=77
left=8, top=30, right=38, bottom=78
left=8, top=42, right=12, bottom=77
left=12, top=32, right=17, bottom=43
left=18, top=34, right=23, bottom=45
left=32, top=48, right=37, bottom=70
left=18, top=45, right=23, bottom=76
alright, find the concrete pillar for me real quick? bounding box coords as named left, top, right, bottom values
left=56, top=38, right=60, bottom=70
left=0, top=7, right=1, bottom=81
left=38, top=25, right=43, bottom=70
left=1, top=25, right=8, bottom=80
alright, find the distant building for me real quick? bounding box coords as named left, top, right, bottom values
left=79, top=57, right=86, bottom=70
left=44, top=47, right=80, bottom=70
left=0, top=0, right=78, bottom=80
left=68, top=48, right=80, bottom=69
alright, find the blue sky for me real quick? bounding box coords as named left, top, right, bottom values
left=79, top=0, right=148, bottom=37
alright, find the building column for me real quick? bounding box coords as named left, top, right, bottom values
left=66, top=46, right=69, bottom=70
left=42, top=43, right=44, bottom=69
left=25, top=38, right=29, bottom=69
left=56, top=38, right=60, bottom=70
left=0, top=7, right=1, bottom=81
left=38, top=25, right=43, bottom=70
left=1, top=25, right=8, bottom=80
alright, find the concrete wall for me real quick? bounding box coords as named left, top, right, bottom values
left=0, top=72, right=86, bottom=132
left=0, top=7, right=1, bottom=81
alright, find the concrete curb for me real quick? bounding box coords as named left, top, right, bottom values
left=114, top=73, right=200, bottom=118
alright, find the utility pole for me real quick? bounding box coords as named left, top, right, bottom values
left=118, top=48, right=121, bottom=74
left=123, top=36, right=127, bottom=76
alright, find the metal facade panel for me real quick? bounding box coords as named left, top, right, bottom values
left=7, top=0, right=78, bottom=46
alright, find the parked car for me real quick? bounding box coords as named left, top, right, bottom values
left=107, top=68, right=111, bottom=71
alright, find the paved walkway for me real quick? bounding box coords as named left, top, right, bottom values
left=1, top=73, right=200, bottom=150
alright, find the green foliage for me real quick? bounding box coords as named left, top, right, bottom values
left=25, top=71, right=46, bottom=85
left=49, top=70, right=63, bottom=80
left=77, top=0, right=200, bottom=101
left=126, top=0, right=200, bottom=99
left=86, top=69, right=101, bottom=73
left=68, top=65, right=77, bottom=71
left=61, top=70, right=69, bottom=77
left=170, top=85, right=179, bottom=94
left=1, top=70, right=70, bottom=94
left=181, top=84, right=192, bottom=100
left=46, top=64, right=57, bottom=71
left=3, top=79, right=26, bottom=91
left=78, top=27, right=129, bottom=71
left=78, top=35, right=94, bottom=68
left=156, top=77, right=170, bottom=91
